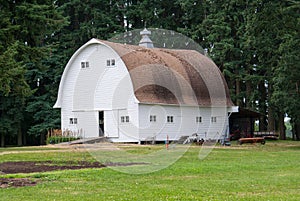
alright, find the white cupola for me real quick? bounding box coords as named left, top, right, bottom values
left=139, top=28, right=154, bottom=48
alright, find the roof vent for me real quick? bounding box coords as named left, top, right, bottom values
left=139, top=28, right=154, bottom=48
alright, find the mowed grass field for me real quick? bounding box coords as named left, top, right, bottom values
left=0, top=141, right=299, bottom=201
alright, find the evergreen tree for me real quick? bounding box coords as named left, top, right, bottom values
left=200, top=0, right=260, bottom=110
left=247, top=0, right=297, bottom=137
left=0, top=42, right=32, bottom=146
left=272, top=0, right=300, bottom=139
left=1, top=0, right=299, bottom=145
left=0, top=0, right=67, bottom=146
left=175, top=0, right=208, bottom=44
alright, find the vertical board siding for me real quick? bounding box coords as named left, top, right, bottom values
left=60, top=42, right=139, bottom=140
left=75, top=111, right=98, bottom=138
left=60, top=46, right=93, bottom=136
left=58, top=40, right=233, bottom=142
left=138, top=105, right=229, bottom=141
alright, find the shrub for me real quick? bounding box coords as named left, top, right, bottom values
left=46, top=136, right=80, bottom=144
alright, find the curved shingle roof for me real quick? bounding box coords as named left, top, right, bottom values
left=100, top=40, right=233, bottom=107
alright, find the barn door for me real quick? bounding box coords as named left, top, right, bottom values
left=99, top=111, right=104, bottom=137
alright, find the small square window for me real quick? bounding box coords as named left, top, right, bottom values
left=196, top=116, right=202, bottom=123
left=74, top=118, right=78, bottom=124
left=150, top=115, right=156, bottom=122
left=107, top=59, right=116, bottom=67
left=69, top=118, right=74, bottom=124
left=81, top=61, right=89, bottom=68
left=121, top=116, right=129, bottom=123
left=211, top=117, right=217, bottom=123
left=167, top=116, right=173, bottom=123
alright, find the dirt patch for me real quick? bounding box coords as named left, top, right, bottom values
left=0, top=178, right=37, bottom=188
left=0, top=161, right=147, bottom=188
left=0, top=161, right=105, bottom=189
left=0, top=161, right=147, bottom=175
left=0, top=161, right=105, bottom=174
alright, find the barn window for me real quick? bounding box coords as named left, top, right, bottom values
left=107, top=59, right=116, bottom=67
left=211, top=116, right=217, bottom=123
left=150, top=115, right=156, bottom=122
left=121, top=116, right=129, bottom=123
left=111, top=59, right=115, bottom=66
left=81, top=61, right=89, bottom=68
left=69, top=118, right=78, bottom=124
left=167, top=116, right=173, bottom=123
left=196, top=116, right=202, bottom=123
left=107, top=60, right=111, bottom=66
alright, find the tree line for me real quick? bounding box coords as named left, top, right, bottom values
left=0, top=0, right=299, bottom=146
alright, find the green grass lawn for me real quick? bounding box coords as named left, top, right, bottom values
left=0, top=141, right=299, bottom=201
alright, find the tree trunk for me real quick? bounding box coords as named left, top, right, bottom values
left=267, top=106, right=276, bottom=132
left=246, top=80, right=252, bottom=108
left=17, top=126, right=22, bottom=146
left=259, top=82, right=267, bottom=131
left=267, top=83, right=275, bottom=132
left=23, top=132, right=27, bottom=146
left=293, top=123, right=300, bottom=140
left=40, top=133, right=46, bottom=145
left=259, top=116, right=268, bottom=131
left=0, top=133, right=4, bottom=147
left=278, top=113, right=285, bottom=140
left=236, top=79, right=241, bottom=106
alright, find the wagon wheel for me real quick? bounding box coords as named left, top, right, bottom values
left=261, top=140, right=266, bottom=145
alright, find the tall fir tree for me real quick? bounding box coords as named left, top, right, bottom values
left=0, top=0, right=67, bottom=146
left=272, top=0, right=300, bottom=139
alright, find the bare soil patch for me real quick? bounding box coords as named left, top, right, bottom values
left=0, top=178, right=37, bottom=188
left=0, top=160, right=147, bottom=188
left=0, top=161, right=105, bottom=174
left=0, top=161, right=105, bottom=188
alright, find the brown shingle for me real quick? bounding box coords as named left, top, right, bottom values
left=99, top=40, right=234, bottom=107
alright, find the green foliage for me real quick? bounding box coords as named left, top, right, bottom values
left=0, top=0, right=67, bottom=145
left=0, top=42, right=32, bottom=141
left=0, top=0, right=299, bottom=144
left=0, top=42, right=31, bottom=96
left=46, top=136, right=80, bottom=144
left=272, top=1, right=300, bottom=124
left=198, top=0, right=299, bottom=136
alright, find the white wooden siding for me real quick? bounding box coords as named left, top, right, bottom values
left=75, top=111, right=98, bottom=138
left=73, top=44, right=102, bottom=110
left=138, top=104, right=229, bottom=141
left=55, top=38, right=233, bottom=142
left=59, top=45, right=94, bottom=135
left=105, top=101, right=139, bottom=142
left=58, top=41, right=139, bottom=140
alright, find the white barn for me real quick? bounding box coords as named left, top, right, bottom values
left=54, top=30, right=238, bottom=143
